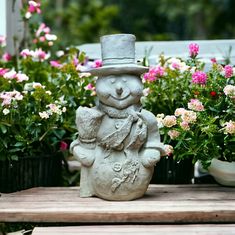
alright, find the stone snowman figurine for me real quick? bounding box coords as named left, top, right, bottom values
left=70, top=34, right=165, bottom=200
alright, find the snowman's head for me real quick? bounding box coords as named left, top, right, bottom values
left=96, top=74, right=143, bottom=110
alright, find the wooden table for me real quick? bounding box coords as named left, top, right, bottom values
left=1, top=184, right=235, bottom=234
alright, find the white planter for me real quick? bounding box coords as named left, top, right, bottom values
left=208, top=158, right=235, bottom=186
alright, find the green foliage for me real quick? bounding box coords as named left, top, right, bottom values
left=0, top=3, right=97, bottom=161
left=41, top=0, right=235, bottom=47
left=143, top=50, right=235, bottom=168
left=42, top=0, right=119, bottom=46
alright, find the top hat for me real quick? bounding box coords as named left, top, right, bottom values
left=87, top=34, right=148, bottom=76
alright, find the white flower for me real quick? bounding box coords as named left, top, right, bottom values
left=224, top=85, right=235, bottom=99
left=39, top=111, right=49, bottom=119
left=25, top=12, right=32, bottom=19
left=143, top=88, right=150, bottom=96
left=3, top=108, right=10, bottom=115
left=45, top=34, right=57, bottom=41
left=3, top=70, right=17, bottom=79
left=29, top=1, right=38, bottom=7
left=16, top=73, right=29, bottom=83
left=56, top=50, right=64, bottom=57
left=46, top=91, right=52, bottom=95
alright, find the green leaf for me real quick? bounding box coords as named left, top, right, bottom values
left=11, top=155, right=19, bottom=161
left=0, top=125, right=7, bottom=134
left=14, top=142, right=24, bottom=147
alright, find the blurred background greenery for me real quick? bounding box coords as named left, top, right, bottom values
left=41, top=0, right=235, bottom=47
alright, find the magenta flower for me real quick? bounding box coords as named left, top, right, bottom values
left=60, top=141, right=68, bottom=151
left=28, top=1, right=41, bottom=14
left=189, top=43, right=199, bottom=58
left=85, top=83, right=95, bottom=91
left=0, top=68, right=9, bottom=76
left=143, top=66, right=165, bottom=82
left=192, top=71, right=207, bottom=84
left=210, top=58, right=217, bottom=64
left=224, top=65, right=233, bottom=78
left=2, top=52, right=12, bottom=62
left=92, top=59, right=102, bottom=68
left=50, top=60, right=62, bottom=68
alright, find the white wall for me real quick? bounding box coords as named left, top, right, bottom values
left=0, top=0, right=6, bottom=36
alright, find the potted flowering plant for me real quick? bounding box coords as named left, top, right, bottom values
left=0, top=1, right=98, bottom=192
left=143, top=43, right=235, bottom=185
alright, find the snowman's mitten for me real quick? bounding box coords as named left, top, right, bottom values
left=72, top=144, right=95, bottom=167
left=140, top=148, right=161, bottom=168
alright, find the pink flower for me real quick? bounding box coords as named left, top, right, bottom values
left=188, top=99, right=204, bottom=112
left=0, top=68, right=9, bottom=76
left=28, top=1, right=41, bottom=14
left=39, top=36, right=46, bottom=42
left=36, top=23, right=50, bottom=37
left=224, top=65, right=233, bottom=78
left=2, top=52, right=12, bottom=62
left=192, top=71, right=207, bottom=84
left=189, top=43, right=199, bottom=57
left=60, top=141, right=68, bottom=151
left=85, top=83, right=95, bottom=91
left=73, top=57, right=79, bottom=66
left=20, top=49, right=32, bottom=58
left=0, top=91, right=23, bottom=106
left=143, top=66, right=165, bottom=82
left=3, top=70, right=17, bottom=79
left=164, top=144, right=174, bottom=157
left=174, top=108, right=186, bottom=116
left=210, top=58, right=217, bottom=64
left=32, top=48, right=49, bottom=61
left=50, top=60, right=62, bottom=68
left=181, top=110, right=197, bottom=123
left=180, top=121, right=190, bottom=131
left=92, top=59, right=102, bottom=68
left=168, top=130, right=180, bottom=139
left=16, top=73, right=29, bottom=83
left=222, top=121, right=235, bottom=135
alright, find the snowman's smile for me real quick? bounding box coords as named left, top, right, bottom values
left=110, top=93, right=130, bottom=101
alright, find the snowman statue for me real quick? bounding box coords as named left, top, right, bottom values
left=70, top=34, right=165, bottom=200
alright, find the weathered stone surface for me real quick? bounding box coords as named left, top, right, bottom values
left=70, top=34, right=165, bottom=200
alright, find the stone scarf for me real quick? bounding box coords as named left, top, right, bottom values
left=98, top=103, right=147, bottom=151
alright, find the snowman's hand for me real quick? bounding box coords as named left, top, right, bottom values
left=140, top=148, right=161, bottom=168
left=73, top=144, right=95, bottom=167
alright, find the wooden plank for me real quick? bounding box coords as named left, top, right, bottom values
left=0, top=185, right=235, bottom=223
left=32, top=225, right=235, bottom=235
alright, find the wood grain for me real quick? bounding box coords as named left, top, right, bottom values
left=1, top=185, right=235, bottom=223
left=32, top=225, right=235, bottom=235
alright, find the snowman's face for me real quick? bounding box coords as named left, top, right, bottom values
left=96, top=74, right=143, bottom=109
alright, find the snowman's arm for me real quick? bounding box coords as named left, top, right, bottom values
left=141, top=109, right=165, bottom=154
left=139, top=109, right=165, bottom=168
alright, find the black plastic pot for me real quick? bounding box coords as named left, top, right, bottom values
left=151, top=156, right=194, bottom=184
left=0, top=154, right=62, bottom=193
